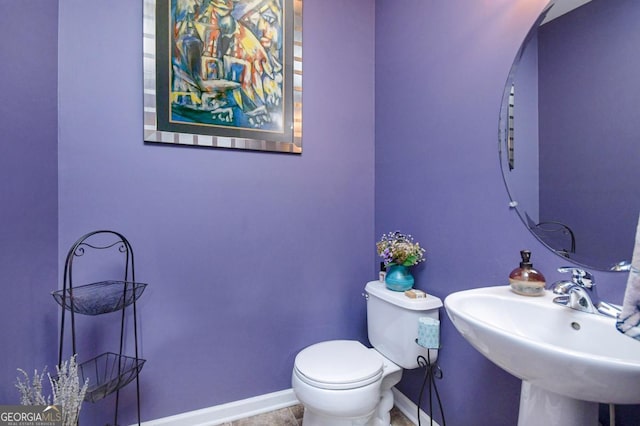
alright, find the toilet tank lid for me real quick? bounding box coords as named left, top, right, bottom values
left=365, top=281, right=443, bottom=311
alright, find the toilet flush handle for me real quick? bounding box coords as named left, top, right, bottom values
left=362, top=292, right=369, bottom=301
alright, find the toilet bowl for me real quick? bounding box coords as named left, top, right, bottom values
left=293, top=340, right=402, bottom=426
left=292, top=281, right=442, bottom=426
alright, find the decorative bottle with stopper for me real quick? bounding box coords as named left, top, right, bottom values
left=509, top=250, right=546, bottom=296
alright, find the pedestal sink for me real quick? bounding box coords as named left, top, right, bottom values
left=444, top=286, right=640, bottom=426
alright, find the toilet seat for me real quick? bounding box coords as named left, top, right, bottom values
left=294, top=340, right=384, bottom=390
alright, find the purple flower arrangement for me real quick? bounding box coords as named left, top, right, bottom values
left=376, top=231, right=426, bottom=267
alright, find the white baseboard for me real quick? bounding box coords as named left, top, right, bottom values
left=135, top=387, right=437, bottom=426
left=392, top=387, right=441, bottom=426
left=136, top=388, right=299, bottom=426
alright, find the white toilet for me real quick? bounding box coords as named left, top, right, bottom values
left=292, top=280, right=442, bottom=426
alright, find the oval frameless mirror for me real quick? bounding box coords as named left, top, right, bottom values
left=499, top=0, right=640, bottom=271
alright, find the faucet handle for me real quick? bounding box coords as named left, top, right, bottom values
left=557, top=267, right=595, bottom=288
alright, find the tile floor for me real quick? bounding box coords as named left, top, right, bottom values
left=220, top=404, right=414, bottom=425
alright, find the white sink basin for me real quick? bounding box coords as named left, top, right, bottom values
left=445, top=286, right=640, bottom=426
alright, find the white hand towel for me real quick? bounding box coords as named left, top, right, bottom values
left=616, top=213, right=640, bottom=339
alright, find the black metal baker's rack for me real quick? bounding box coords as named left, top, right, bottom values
left=53, top=230, right=147, bottom=425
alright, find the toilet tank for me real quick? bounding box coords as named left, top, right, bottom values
left=365, top=280, right=442, bottom=369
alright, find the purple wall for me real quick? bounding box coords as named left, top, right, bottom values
left=375, top=0, right=636, bottom=425
left=3, top=0, right=639, bottom=424
left=57, top=0, right=374, bottom=423
left=0, top=0, right=59, bottom=404
left=538, top=0, right=640, bottom=268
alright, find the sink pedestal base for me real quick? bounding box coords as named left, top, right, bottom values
left=518, top=382, right=598, bottom=426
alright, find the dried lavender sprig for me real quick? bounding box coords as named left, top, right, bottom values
left=15, top=368, right=50, bottom=406
left=49, top=355, right=89, bottom=426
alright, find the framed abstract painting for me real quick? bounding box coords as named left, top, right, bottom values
left=143, top=0, right=302, bottom=153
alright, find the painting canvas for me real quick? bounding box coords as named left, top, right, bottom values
left=143, top=0, right=302, bottom=153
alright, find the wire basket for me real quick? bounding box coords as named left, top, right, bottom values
left=52, top=281, right=147, bottom=315
left=78, top=352, right=146, bottom=403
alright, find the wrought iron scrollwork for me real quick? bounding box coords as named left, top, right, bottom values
left=55, top=230, right=145, bottom=426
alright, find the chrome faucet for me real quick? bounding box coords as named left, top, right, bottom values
left=550, top=267, right=621, bottom=318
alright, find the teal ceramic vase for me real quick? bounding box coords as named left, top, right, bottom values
left=385, top=264, right=414, bottom=291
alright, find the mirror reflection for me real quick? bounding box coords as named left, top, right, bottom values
left=499, top=0, right=640, bottom=271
